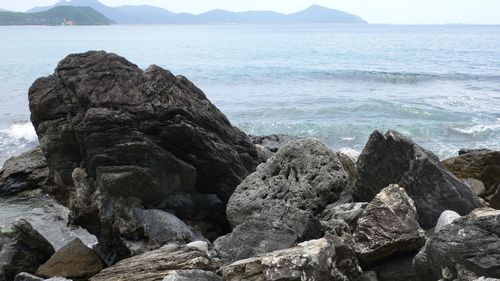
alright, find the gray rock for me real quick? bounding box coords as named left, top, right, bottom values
left=14, top=273, right=44, bottom=281
left=319, top=202, right=368, bottom=232
left=28, top=51, right=261, bottom=263
left=371, top=253, right=419, bottom=281
left=227, top=138, right=348, bottom=228
left=90, top=242, right=221, bottom=281
left=250, top=134, right=298, bottom=153
left=434, top=210, right=461, bottom=233
left=214, top=203, right=323, bottom=264
left=490, top=185, right=500, bottom=210
left=162, top=270, right=221, bottom=281
left=414, top=208, right=500, bottom=280
left=353, top=130, right=482, bottom=228
left=463, top=178, right=487, bottom=197
left=353, top=184, right=426, bottom=265
left=360, top=271, right=378, bottom=281
left=221, top=238, right=339, bottom=281
left=0, top=220, right=55, bottom=281
left=0, top=147, right=53, bottom=197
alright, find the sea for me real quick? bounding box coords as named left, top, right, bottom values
left=0, top=23, right=499, bottom=247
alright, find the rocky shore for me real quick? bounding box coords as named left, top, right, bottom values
left=0, top=51, right=499, bottom=281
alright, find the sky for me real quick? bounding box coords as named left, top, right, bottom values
left=1, top=0, right=500, bottom=24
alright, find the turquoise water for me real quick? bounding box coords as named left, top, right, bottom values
left=0, top=24, right=499, bottom=164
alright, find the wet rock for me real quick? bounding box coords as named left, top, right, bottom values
left=36, top=238, right=103, bottom=280
left=353, top=184, right=425, bottom=265
left=162, top=270, right=222, bottom=281
left=250, top=134, right=298, bottom=153
left=434, top=210, right=461, bottom=233
left=214, top=203, right=323, bottom=264
left=442, top=150, right=500, bottom=196
left=319, top=202, right=368, bottom=232
left=0, top=220, right=55, bottom=281
left=29, top=51, right=261, bottom=263
left=227, top=138, right=348, bottom=228
left=89, top=242, right=221, bottom=281
left=414, top=208, right=500, bottom=280
left=221, top=237, right=341, bottom=281
left=0, top=147, right=53, bottom=197
left=353, top=130, right=482, bottom=228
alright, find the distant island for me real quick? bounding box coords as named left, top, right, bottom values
left=0, top=6, right=114, bottom=25
left=23, top=0, right=367, bottom=25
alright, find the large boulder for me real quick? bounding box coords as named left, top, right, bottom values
left=36, top=238, right=103, bottom=280
left=89, top=242, right=221, bottom=281
left=414, top=208, right=500, bottom=280
left=442, top=149, right=500, bottom=195
left=353, top=130, right=482, bottom=228
left=221, top=237, right=349, bottom=281
left=0, top=147, right=52, bottom=197
left=214, top=203, right=323, bottom=264
left=0, top=220, right=55, bottom=281
left=353, top=184, right=425, bottom=265
left=28, top=51, right=260, bottom=262
left=227, top=138, right=348, bottom=227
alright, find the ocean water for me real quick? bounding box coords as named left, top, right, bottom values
left=0, top=24, right=499, bottom=167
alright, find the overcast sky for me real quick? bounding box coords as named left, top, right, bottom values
left=1, top=0, right=500, bottom=24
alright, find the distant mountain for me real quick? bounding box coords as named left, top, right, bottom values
left=0, top=6, right=114, bottom=25
left=27, top=0, right=367, bottom=24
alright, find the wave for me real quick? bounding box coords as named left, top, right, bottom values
left=0, top=122, right=38, bottom=142
left=448, top=122, right=500, bottom=135
left=0, top=122, right=38, bottom=165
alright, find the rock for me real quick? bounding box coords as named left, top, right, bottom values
left=162, top=270, right=222, bottom=281
left=29, top=51, right=261, bottom=263
left=371, top=253, right=419, bottom=281
left=490, top=185, right=500, bottom=209
left=0, top=147, right=53, bottom=197
left=14, top=273, right=44, bottom=281
left=459, top=148, right=491, bottom=155
left=463, top=178, right=487, bottom=197
left=0, top=220, right=55, bottom=281
left=214, top=203, right=323, bottom=264
left=227, top=138, right=348, bottom=228
left=360, top=271, right=378, bottom=281
left=353, top=130, right=482, bottom=228
left=414, top=208, right=500, bottom=280
left=328, top=227, right=363, bottom=281
left=89, top=242, right=221, bottom=281
left=319, top=202, right=368, bottom=232
left=36, top=238, right=103, bottom=280
left=337, top=148, right=361, bottom=190
left=221, top=237, right=342, bottom=281
left=442, top=150, right=500, bottom=195
left=353, top=184, right=426, bottom=265
left=434, top=210, right=461, bottom=233
left=250, top=134, right=298, bottom=153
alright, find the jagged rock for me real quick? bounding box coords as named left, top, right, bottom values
left=370, top=253, right=419, bottom=281
left=250, top=134, right=298, bottom=153
left=319, top=202, right=367, bottom=232
left=29, top=51, right=261, bottom=263
left=434, top=210, right=461, bottom=233
left=227, top=138, right=348, bottom=228
left=442, top=150, right=500, bottom=196
left=353, top=184, right=425, bottom=265
left=0, top=220, right=55, bottom=281
left=14, top=273, right=44, bottom=281
left=0, top=147, right=53, bottom=197
left=162, top=270, right=222, bottom=281
left=414, top=208, right=500, bottom=280
left=327, top=224, right=363, bottom=281
left=353, top=130, right=482, bottom=228
left=36, top=238, right=103, bottom=280
left=214, top=203, right=323, bottom=264
left=89, top=242, right=221, bottom=281
left=221, top=237, right=343, bottom=281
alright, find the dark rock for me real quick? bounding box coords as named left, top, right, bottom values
left=227, top=138, right=348, bottom=228
left=214, top=203, right=323, bottom=264
left=442, top=150, right=500, bottom=196
left=250, top=134, right=298, bottom=153
left=0, top=220, right=55, bottom=281
left=0, top=147, right=53, bottom=197
left=490, top=185, right=500, bottom=209
left=221, top=237, right=343, bottom=281
left=325, top=222, right=363, bottom=281
left=89, top=242, right=221, bottom=281
left=353, top=130, right=482, bottom=228
left=459, top=148, right=491, bottom=155
left=14, top=273, right=44, bottom=281
left=36, top=238, right=103, bottom=280
left=371, top=253, right=419, bottom=281
left=319, top=202, right=367, bottom=232
left=28, top=51, right=260, bottom=263
left=353, top=184, right=425, bottom=265
left=414, top=208, right=500, bottom=280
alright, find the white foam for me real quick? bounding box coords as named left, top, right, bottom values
left=0, top=122, right=37, bottom=142
left=450, top=122, right=500, bottom=134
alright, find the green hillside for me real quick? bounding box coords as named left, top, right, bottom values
left=0, top=6, right=114, bottom=25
